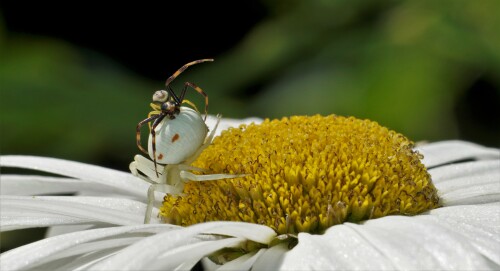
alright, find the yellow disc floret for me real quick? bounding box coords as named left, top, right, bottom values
left=159, top=115, right=440, bottom=235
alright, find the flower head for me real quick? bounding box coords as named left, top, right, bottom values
left=162, top=115, right=439, bottom=235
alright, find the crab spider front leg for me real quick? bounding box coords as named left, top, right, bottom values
left=130, top=156, right=181, bottom=223
left=179, top=81, right=209, bottom=120
left=144, top=183, right=178, bottom=223
left=130, top=154, right=165, bottom=184
left=179, top=170, right=246, bottom=182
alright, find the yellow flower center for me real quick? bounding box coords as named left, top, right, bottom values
left=159, top=115, right=440, bottom=235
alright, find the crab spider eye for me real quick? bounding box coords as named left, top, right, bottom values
left=153, top=90, right=168, bottom=102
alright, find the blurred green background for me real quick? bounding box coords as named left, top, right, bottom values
left=1, top=0, right=500, bottom=255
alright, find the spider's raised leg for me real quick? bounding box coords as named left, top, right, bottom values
left=136, top=114, right=161, bottom=155
left=164, top=59, right=213, bottom=115
left=180, top=82, right=209, bottom=120
left=165, top=59, right=214, bottom=88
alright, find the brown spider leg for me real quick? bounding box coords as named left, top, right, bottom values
left=166, top=86, right=181, bottom=105
left=164, top=59, right=214, bottom=88
left=150, top=114, right=167, bottom=177
left=179, top=82, right=209, bottom=120
left=136, top=114, right=162, bottom=155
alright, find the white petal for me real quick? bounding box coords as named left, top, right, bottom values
left=439, top=182, right=500, bottom=206
left=0, top=175, right=119, bottom=196
left=47, top=247, right=120, bottom=271
left=215, top=249, right=267, bottom=271
left=172, top=258, right=201, bottom=271
left=429, top=160, right=500, bottom=183
left=428, top=203, right=500, bottom=233
left=280, top=226, right=394, bottom=270
left=150, top=237, right=245, bottom=270
left=431, top=160, right=500, bottom=205
left=416, top=140, right=500, bottom=168
left=0, top=224, right=178, bottom=271
left=201, top=222, right=276, bottom=244
left=251, top=242, right=288, bottom=270
left=424, top=203, right=500, bottom=265
left=0, top=195, right=159, bottom=231
left=202, top=257, right=222, bottom=271
left=41, top=236, right=144, bottom=266
left=1, top=213, right=92, bottom=231
left=45, top=224, right=101, bottom=237
left=348, top=215, right=496, bottom=270
left=0, top=155, right=149, bottom=199
left=281, top=202, right=500, bottom=271
left=206, top=115, right=262, bottom=137
left=92, top=222, right=269, bottom=271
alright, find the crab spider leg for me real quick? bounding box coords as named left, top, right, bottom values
left=136, top=114, right=162, bottom=155
left=150, top=114, right=167, bottom=177
left=180, top=171, right=246, bottom=182
left=165, top=59, right=214, bottom=88
left=185, top=114, right=221, bottom=165
left=149, top=103, right=161, bottom=111
left=163, top=59, right=214, bottom=109
left=145, top=183, right=178, bottom=224
left=165, top=86, right=181, bottom=105
left=180, top=81, right=209, bottom=121
left=130, top=154, right=165, bottom=184
left=181, top=99, right=200, bottom=113
left=147, top=110, right=161, bottom=130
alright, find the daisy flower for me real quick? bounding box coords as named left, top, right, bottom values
left=1, top=115, right=499, bottom=271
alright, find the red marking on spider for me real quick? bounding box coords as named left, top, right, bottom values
left=158, top=153, right=164, bottom=160
left=172, top=133, right=180, bottom=143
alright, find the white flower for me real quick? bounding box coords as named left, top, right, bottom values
left=0, top=116, right=499, bottom=270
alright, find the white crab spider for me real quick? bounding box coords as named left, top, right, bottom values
left=131, top=59, right=243, bottom=223
left=130, top=110, right=241, bottom=223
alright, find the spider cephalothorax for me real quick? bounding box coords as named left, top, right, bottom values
left=154, top=91, right=180, bottom=119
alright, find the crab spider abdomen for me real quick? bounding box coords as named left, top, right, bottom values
left=148, top=107, right=208, bottom=164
